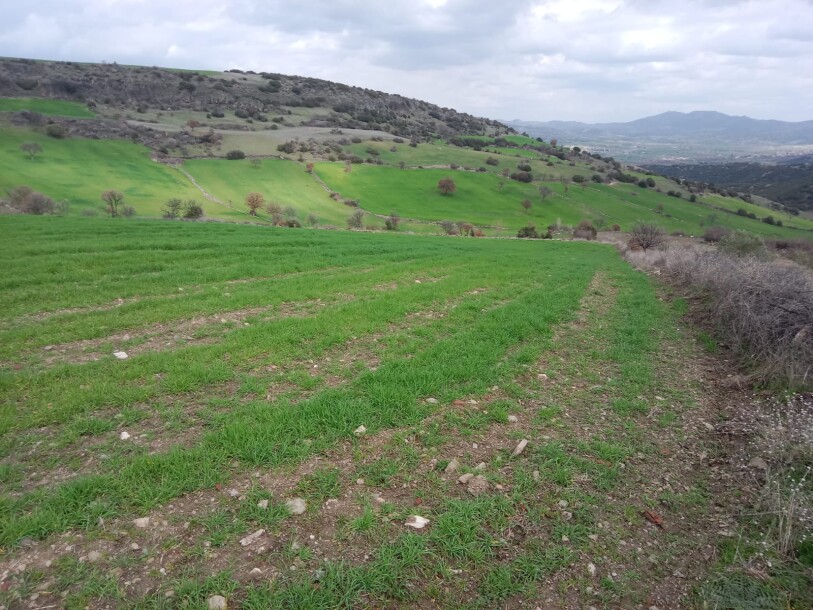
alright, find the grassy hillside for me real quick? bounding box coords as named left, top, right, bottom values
left=0, top=97, right=94, bottom=117
left=0, top=126, right=208, bottom=216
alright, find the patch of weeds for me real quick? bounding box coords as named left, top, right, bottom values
left=238, top=486, right=290, bottom=528
left=170, top=569, right=239, bottom=609
left=69, top=415, right=116, bottom=438
left=429, top=495, right=514, bottom=563
left=697, top=330, right=719, bottom=353
left=54, top=556, right=122, bottom=609
left=196, top=508, right=246, bottom=547
left=295, top=467, right=341, bottom=502
left=700, top=571, right=789, bottom=610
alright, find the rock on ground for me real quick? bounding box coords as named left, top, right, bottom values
left=285, top=497, right=307, bottom=515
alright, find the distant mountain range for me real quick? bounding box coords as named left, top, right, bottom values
left=505, top=111, right=813, bottom=163
left=506, top=111, right=813, bottom=144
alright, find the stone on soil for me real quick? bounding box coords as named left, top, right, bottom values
left=444, top=458, right=460, bottom=473
left=512, top=439, right=529, bottom=456
left=240, top=529, right=265, bottom=547
left=113, top=351, right=129, bottom=360
left=405, top=515, right=430, bottom=529
left=466, top=475, right=490, bottom=496
left=353, top=425, right=367, bottom=436
left=133, top=517, right=150, bottom=528
left=458, top=473, right=474, bottom=484
left=285, top=498, right=307, bottom=515
left=207, top=595, right=227, bottom=610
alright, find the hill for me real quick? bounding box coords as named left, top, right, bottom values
left=1, top=57, right=811, bottom=241
left=642, top=161, right=813, bottom=212
left=506, top=111, right=813, bottom=163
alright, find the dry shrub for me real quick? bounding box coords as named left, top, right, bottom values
left=572, top=220, right=597, bottom=240
left=665, top=251, right=813, bottom=388
left=704, top=225, right=729, bottom=243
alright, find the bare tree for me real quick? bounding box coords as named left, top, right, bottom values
left=630, top=223, right=666, bottom=251
left=539, top=185, right=553, bottom=201
left=20, top=142, right=42, bottom=160
left=521, top=199, right=532, bottom=213
left=101, top=190, right=125, bottom=217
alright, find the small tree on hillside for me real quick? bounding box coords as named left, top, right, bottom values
left=521, top=199, right=532, bottom=213
left=245, top=192, right=264, bottom=215
left=630, top=222, right=666, bottom=251
left=101, top=190, right=125, bottom=217
left=438, top=177, right=457, bottom=196
left=163, top=198, right=183, bottom=219
left=539, top=185, right=552, bottom=201
left=347, top=209, right=365, bottom=229
left=20, top=142, right=42, bottom=160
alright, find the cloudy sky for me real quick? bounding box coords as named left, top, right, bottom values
left=1, top=0, right=812, bottom=123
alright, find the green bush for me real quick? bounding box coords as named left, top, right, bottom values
left=718, top=231, right=768, bottom=259
left=225, top=150, right=245, bottom=160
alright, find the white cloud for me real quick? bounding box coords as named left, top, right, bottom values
left=0, top=0, right=811, bottom=122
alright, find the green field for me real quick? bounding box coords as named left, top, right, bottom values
left=0, top=216, right=808, bottom=609
left=0, top=126, right=210, bottom=216
left=0, top=97, right=95, bottom=117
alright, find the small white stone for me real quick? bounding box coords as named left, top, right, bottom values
left=445, top=458, right=460, bottom=473
left=475, top=462, right=487, bottom=471
left=507, top=415, right=518, bottom=423
left=558, top=500, right=569, bottom=509
left=257, top=499, right=269, bottom=510
left=405, top=515, right=430, bottom=529
left=119, top=431, right=131, bottom=440
left=458, top=473, right=474, bottom=484
left=587, top=563, right=597, bottom=577
left=113, top=351, right=129, bottom=360
left=285, top=498, right=307, bottom=515
left=228, top=489, right=240, bottom=498
left=511, top=439, right=528, bottom=457
left=87, top=550, right=102, bottom=562
left=207, top=595, right=227, bottom=610
left=240, top=529, right=265, bottom=547
left=537, top=373, right=548, bottom=381
left=532, top=470, right=540, bottom=481
left=425, top=397, right=438, bottom=404
left=353, top=425, right=367, bottom=437
left=133, top=517, right=150, bottom=528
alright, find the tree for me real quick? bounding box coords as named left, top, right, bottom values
left=347, top=209, right=364, bottom=229
left=182, top=200, right=204, bottom=219
left=305, top=163, right=314, bottom=173
left=630, top=223, right=666, bottom=251
left=20, top=142, right=42, bottom=160
left=438, top=177, right=457, bottom=196
left=539, top=185, right=552, bottom=200
left=306, top=213, right=319, bottom=227
left=101, top=190, right=125, bottom=217
left=572, top=175, right=586, bottom=186
left=384, top=211, right=400, bottom=231
left=163, top=198, right=183, bottom=219
left=521, top=199, right=532, bottom=213
left=245, top=192, right=264, bottom=215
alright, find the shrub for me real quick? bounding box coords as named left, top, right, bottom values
left=485, top=157, right=499, bottom=166
left=763, top=215, right=776, bottom=225
left=703, top=226, right=729, bottom=243
left=306, top=213, right=319, bottom=227
left=182, top=201, right=204, bottom=219
left=440, top=220, right=457, bottom=236
left=612, top=224, right=621, bottom=232
left=517, top=163, right=532, bottom=172
left=347, top=209, right=364, bottom=229
left=718, top=231, right=768, bottom=259
left=277, top=142, right=296, bottom=154
left=384, top=212, right=400, bottom=231
left=45, top=124, right=67, bottom=139
left=285, top=219, right=302, bottom=228
left=630, top=222, right=665, bottom=251
left=225, top=150, right=245, bottom=160
left=121, top=205, right=137, bottom=217
left=163, top=198, right=183, bottom=219
left=517, top=224, right=539, bottom=239
left=666, top=253, right=813, bottom=388
left=510, top=171, right=532, bottom=183
left=81, top=208, right=99, bottom=217
left=572, top=220, right=597, bottom=241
